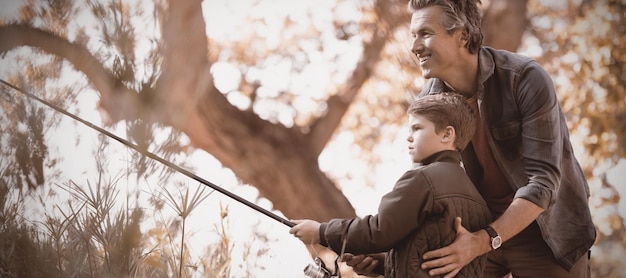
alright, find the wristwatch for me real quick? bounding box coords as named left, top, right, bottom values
left=483, top=226, right=502, bottom=250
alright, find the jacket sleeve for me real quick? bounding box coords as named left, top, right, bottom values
left=513, top=61, right=560, bottom=209
left=320, top=170, right=435, bottom=254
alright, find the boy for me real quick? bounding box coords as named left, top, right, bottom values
left=289, top=93, right=492, bottom=277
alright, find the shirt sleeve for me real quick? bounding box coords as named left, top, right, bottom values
left=513, top=60, right=561, bottom=209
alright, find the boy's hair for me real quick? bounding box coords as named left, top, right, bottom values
left=407, top=92, right=476, bottom=150
left=408, top=0, right=483, bottom=54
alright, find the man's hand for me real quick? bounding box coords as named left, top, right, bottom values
left=342, top=253, right=384, bottom=277
left=289, top=219, right=321, bottom=245
left=421, top=217, right=487, bottom=278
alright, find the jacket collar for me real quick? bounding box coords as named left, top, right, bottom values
left=476, top=46, right=496, bottom=100
left=421, top=150, right=461, bottom=165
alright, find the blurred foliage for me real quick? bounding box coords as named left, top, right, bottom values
left=524, top=0, right=626, bottom=276
left=527, top=0, right=625, bottom=165
left=0, top=60, right=73, bottom=191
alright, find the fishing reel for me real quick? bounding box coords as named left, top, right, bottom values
left=302, top=219, right=351, bottom=278
left=303, top=256, right=341, bottom=278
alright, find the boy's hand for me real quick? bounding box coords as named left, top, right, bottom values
left=289, top=219, right=321, bottom=244
left=342, top=253, right=383, bottom=277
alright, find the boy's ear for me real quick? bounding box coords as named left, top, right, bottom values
left=441, top=126, right=455, bottom=143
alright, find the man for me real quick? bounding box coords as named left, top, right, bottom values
left=345, top=0, right=596, bottom=277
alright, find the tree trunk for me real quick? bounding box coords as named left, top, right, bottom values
left=0, top=0, right=528, bottom=224
left=482, top=0, right=529, bottom=52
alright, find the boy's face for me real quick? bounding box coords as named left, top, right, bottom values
left=407, top=114, right=451, bottom=163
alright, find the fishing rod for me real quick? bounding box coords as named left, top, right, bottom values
left=0, top=79, right=295, bottom=228
left=2, top=79, right=344, bottom=278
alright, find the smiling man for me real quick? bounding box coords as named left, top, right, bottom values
left=344, top=1, right=596, bottom=277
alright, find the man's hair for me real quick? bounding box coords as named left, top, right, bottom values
left=407, top=92, right=476, bottom=150
left=408, top=0, right=483, bottom=54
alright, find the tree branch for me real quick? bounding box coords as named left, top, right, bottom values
left=308, top=0, right=409, bottom=155
left=154, top=0, right=213, bottom=128
left=0, top=24, right=141, bottom=125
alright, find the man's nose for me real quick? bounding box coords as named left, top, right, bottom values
left=410, top=38, right=423, bottom=55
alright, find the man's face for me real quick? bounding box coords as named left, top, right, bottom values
left=409, top=6, right=465, bottom=79
left=407, top=114, right=449, bottom=163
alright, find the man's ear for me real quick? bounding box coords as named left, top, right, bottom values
left=458, top=29, right=469, bottom=47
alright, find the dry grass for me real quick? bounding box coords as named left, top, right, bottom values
left=0, top=140, right=240, bottom=278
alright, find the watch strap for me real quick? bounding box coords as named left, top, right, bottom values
left=484, top=226, right=498, bottom=238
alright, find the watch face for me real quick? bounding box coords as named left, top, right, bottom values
left=492, top=236, right=502, bottom=249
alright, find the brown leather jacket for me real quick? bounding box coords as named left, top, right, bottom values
left=319, top=150, right=492, bottom=277
left=420, top=47, right=596, bottom=270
